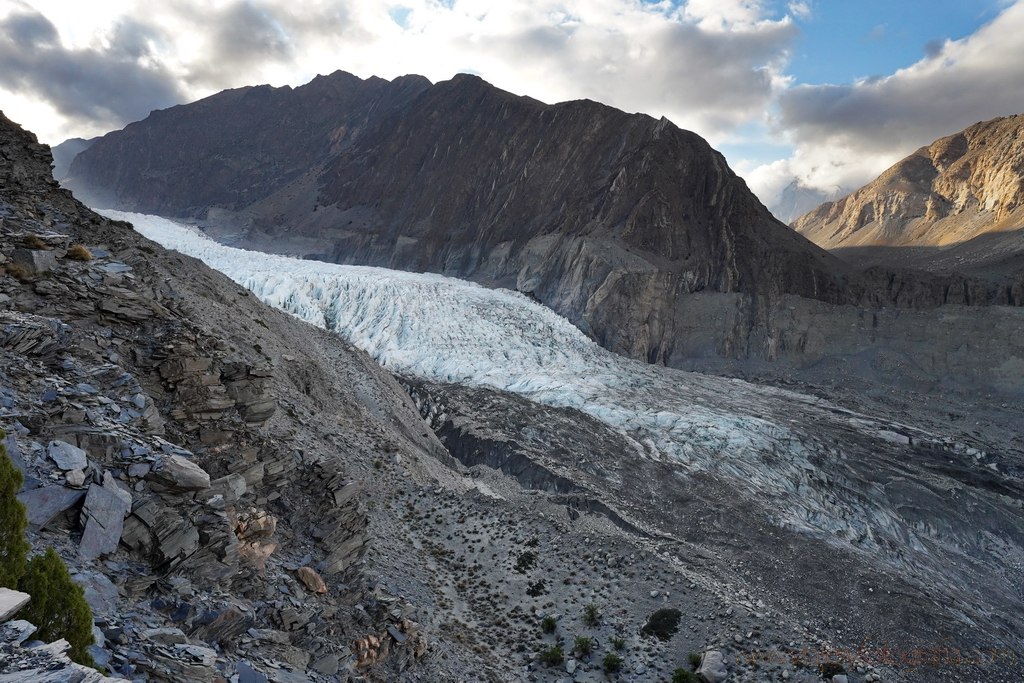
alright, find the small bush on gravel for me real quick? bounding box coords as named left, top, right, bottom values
left=514, top=550, right=537, bottom=573
left=688, top=652, right=702, bottom=670
left=23, top=234, right=48, bottom=249
left=641, top=607, right=682, bottom=641
left=583, top=603, right=600, bottom=626
left=819, top=662, right=846, bottom=677
left=3, top=263, right=31, bottom=281
left=610, top=636, right=625, bottom=650
left=573, top=636, right=593, bottom=656
left=603, top=653, right=623, bottom=674
left=539, top=646, right=564, bottom=666
left=541, top=616, right=557, bottom=633
left=672, top=669, right=699, bottom=683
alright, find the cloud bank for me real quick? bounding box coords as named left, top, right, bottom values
left=746, top=0, right=1024, bottom=206
left=3, top=0, right=1024, bottom=214
left=0, top=0, right=799, bottom=144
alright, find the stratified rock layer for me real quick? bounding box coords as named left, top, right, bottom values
left=794, top=114, right=1024, bottom=249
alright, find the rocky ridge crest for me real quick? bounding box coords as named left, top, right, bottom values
left=793, top=114, right=1024, bottom=249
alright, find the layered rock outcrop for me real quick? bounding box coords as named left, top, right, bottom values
left=794, top=114, right=1024, bottom=249
left=0, top=109, right=448, bottom=680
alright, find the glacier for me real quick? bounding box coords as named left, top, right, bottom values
left=103, top=209, right=979, bottom=565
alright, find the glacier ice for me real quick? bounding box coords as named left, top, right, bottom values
left=103, top=209, right=947, bottom=556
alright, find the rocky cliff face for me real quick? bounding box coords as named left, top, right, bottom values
left=793, top=114, right=1024, bottom=249
left=66, top=71, right=431, bottom=216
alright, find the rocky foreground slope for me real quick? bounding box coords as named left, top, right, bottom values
left=64, top=73, right=1024, bottom=395
left=794, top=114, right=1024, bottom=252
left=0, top=110, right=455, bottom=680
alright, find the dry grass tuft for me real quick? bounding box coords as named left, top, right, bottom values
left=2, top=263, right=31, bottom=281
left=22, top=234, right=49, bottom=250
left=65, top=244, right=93, bottom=261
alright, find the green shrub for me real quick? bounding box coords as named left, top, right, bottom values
left=539, top=645, right=564, bottom=666
left=819, top=662, right=846, bottom=677
left=641, top=607, right=682, bottom=641
left=18, top=548, right=96, bottom=667
left=688, top=652, right=702, bottom=670
left=0, top=432, right=29, bottom=588
left=610, top=636, right=625, bottom=650
left=672, top=669, right=699, bottom=683
left=541, top=615, right=557, bottom=634
left=573, top=636, right=593, bottom=656
left=527, top=579, right=546, bottom=597
left=514, top=550, right=538, bottom=573
left=603, top=653, right=623, bottom=674
left=583, top=603, right=600, bottom=626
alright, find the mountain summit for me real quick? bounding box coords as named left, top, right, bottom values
left=793, top=114, right=1024, bottom=249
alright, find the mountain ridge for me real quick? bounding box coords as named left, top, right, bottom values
left=793, top=113, right=1024, bottom=250
left=62, top=72, right=1024, bottom=391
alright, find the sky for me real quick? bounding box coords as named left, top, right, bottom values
left=1, top=0, right=1023, bottom=208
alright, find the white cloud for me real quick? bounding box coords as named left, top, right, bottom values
left=7, top=0, right=1024, bottom=221
left=787, top=1, right=811, bottom=20
left=1, top=0, right=803, bottom=144
left=749, top=0, right=1024, bottom=206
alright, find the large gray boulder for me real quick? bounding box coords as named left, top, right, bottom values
left=16, top=485, right=86, bottom=529
left=10, top=247, right=57, bottom=274
left=698, top=649, right=728, bottom=683
left=47, top=440, right=88, bottom=470
left=79, top=475, right=132, bottom=560
left=148, top=454, right=211, bottom=491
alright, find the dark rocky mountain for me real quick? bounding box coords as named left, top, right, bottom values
left=51, top=136, right=97, bottom=180
left=67, top=71, right=431, bottom=216
left=65, top=73, right=1024, bottom=393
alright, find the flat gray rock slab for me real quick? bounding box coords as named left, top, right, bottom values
left=16, top=485, right=86, bottom=529
left=2, top=431, right=27, bottom=477
left=0, top=588, right=30, bottom=621
left=149, top=454, right=210, bottom=491
left=73, top=571, right=119, bottom=616
left=79, top=480, right=131, bottom=561
left=47, top=440, right=88, bottom=470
